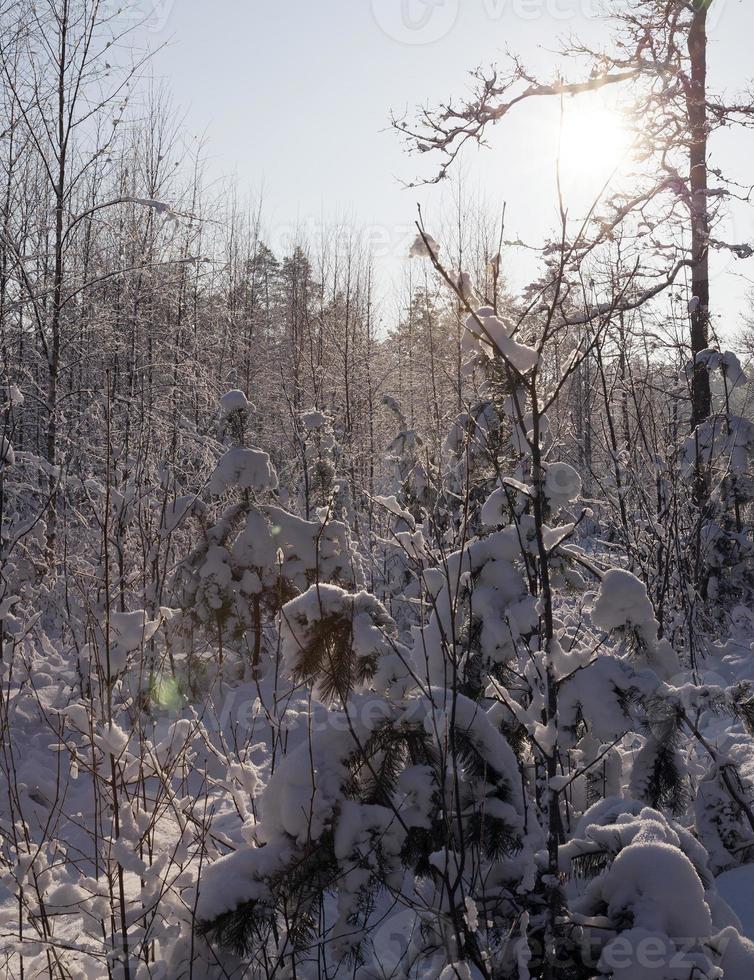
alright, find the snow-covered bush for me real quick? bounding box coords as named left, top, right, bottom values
left=196, top=681, right=532, bottom=975
left=176, top=393, right=364, bottom=672
left=280, top=583, right=403, bottom=702
left=298, top=408, right=354, bottom=521
left=680, top=350, right=754, bottom=604
left=562, top=802, right=754, bottom=979
left=194, top=305, right=754, bottom=979
left=1, top=24, right=753, bottom=976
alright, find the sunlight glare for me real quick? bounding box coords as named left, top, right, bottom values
left=558, top=103, right=632, bottom=185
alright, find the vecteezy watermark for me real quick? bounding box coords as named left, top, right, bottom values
left=372, top=0, right=460, bottom=45
left=373, top=0, right=729, bottom=44
left=117, top=0, right=175, bottom=33
left=269, top=217, right=417, bottom=263
left=361, top=921, right=732, bottom=974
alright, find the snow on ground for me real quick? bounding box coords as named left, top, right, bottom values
left=2, top=570, right=753, bottom=976
left=717, top=864, right=754, bottom=941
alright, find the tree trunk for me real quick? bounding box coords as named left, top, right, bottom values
left=47, top=1, right=69, bottom=557
left=687, top=1, right=711, bottom=431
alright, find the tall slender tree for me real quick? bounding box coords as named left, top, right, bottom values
left=396, top=0, right=754, bottom=434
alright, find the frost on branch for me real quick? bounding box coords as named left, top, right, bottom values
left=463, top=306, right=539, bottom=374
left=409, top=232, right=440, bottom=259
left=0, top=434, right=14, bottom=469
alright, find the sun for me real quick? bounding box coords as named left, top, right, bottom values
left=558, top=102, right=633, bottom=186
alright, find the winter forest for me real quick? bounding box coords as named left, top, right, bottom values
left=1, top=0, right=754, bottom=977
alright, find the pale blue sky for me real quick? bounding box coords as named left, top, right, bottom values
left=137, top=0, right=753, bottom=336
